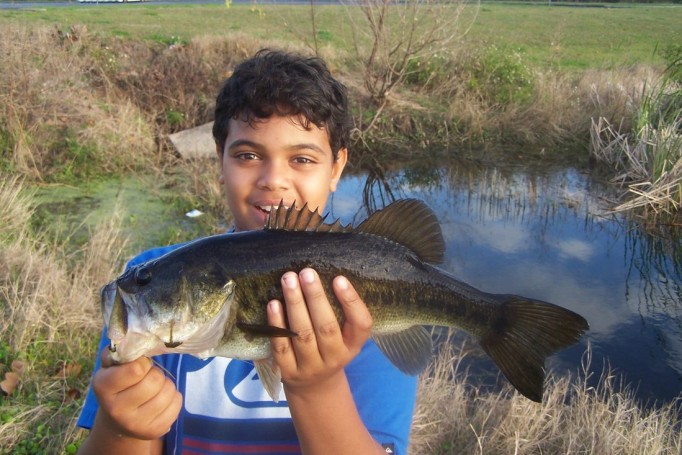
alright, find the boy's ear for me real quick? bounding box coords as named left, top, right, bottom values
left=330, top=148, right=348, bottom=192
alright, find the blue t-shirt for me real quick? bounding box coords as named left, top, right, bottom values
left=78, top=243, right=418, bottom=455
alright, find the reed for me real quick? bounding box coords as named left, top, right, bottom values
left=590, top=55, right=682, bottom=217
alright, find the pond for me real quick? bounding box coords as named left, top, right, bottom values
left=326, top=158, right=682, bottom=406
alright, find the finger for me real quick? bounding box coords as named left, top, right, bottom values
left=114, top=362, right=168, bottom=408
left=333, top=276, right=373, bottom=354
left=94, top=354, right=154, bottom=396
left=138, top=377, right=183, bottom=436
left=298, top=268, right=343, bottom=344
left=280, top=271, right=317, bottom=351
left=100, top=348, right=115, bottom=368
left=155, top=390, right=183, bottom=434
left=267, top=299, right=293, bottom=360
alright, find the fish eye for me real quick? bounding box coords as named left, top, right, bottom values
left=135, top=266, right=152, bottom=286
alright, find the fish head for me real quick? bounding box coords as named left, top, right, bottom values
left=101, top=257, right=237, bottom=363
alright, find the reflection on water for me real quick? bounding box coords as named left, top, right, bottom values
left=329, top=158, right=682, bottom=405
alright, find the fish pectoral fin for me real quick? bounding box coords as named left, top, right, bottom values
left=373, top=326, right=433, bottom=376
left=480, top=295, right=589, bottom=403
left=237, top=322, right=297, bottom=338
left=254, top=358, right=283, bottom=402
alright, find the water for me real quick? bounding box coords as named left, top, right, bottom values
left=327, top=159, right=682, bottom=406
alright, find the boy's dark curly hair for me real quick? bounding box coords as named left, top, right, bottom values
left=213, top=49, right=352, bottom=159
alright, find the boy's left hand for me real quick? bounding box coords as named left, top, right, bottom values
left=267, top=268, right=372, bottom=393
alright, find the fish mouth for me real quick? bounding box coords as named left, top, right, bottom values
left=102, top=283, right=235, bottom=363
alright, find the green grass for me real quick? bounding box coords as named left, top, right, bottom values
left=465, top=4, right=682, bottom=70
left=2, top=3, right=681, bottom=70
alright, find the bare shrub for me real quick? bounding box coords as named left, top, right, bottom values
left=343, top=0, right=472, bottom=131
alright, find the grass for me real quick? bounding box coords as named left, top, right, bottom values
left=1, top=3, right=680, bottom=70
left=410, top=336, right=682, bottom=454
left=0, top=175, right=126, bottom=454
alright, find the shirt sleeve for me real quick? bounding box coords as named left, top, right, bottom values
left=345, top=341, right=418, bottom=455
left=76, top=328, right=110, bottom=430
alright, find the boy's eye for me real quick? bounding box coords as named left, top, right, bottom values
left=293, top=156, right=314, bottom=165
left=234, top=152, right=259, bottom=161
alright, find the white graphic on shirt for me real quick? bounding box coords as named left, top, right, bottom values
left=184, top=357, right=290, bottom=419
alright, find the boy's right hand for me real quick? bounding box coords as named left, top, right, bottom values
left=92, top=348, right=183, bottom=441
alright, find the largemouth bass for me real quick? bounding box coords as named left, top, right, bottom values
left=101, top=199, right=588, bottom=402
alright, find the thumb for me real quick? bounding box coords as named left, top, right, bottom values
left=100, top=346, right=118, bottom=368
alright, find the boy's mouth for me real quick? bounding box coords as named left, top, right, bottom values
left=256, top=203, right=290, bottom=214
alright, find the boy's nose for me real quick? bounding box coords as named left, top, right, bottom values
left=257, top=161, right=290, bottom=191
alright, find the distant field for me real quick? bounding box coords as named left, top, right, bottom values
left=1, top=2, right=681, bottom=70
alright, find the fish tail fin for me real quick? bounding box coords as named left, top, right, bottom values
left=480, top=296, right=589, bottom=402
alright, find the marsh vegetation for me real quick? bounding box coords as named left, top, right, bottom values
left=1, top=2, right=681, bottom=453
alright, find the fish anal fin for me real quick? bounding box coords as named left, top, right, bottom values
left=254, top=358, right=283, bottom=402
left=264, top=202, right=352, bottom=233
left=373, top=326, right=433, bottom=375
left=480, top=296, right=589, bottom=403
left=355, top=199, right=445, bottom=264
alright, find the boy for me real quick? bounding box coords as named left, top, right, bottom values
left=77, top=50, right=418, bottom=454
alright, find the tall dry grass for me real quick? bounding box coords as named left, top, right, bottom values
left=0, top=22, right=668, bottom=181
left=0, top=175, right=127, bottom=453
left=410, top=336, right=682, bottom=455
left=0, top=25, right=155, bottom=180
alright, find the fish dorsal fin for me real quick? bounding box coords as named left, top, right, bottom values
left=355, top=199, right=445, bottom=264
left=265, top=201, right=352, bottom=233
left=373, top=326, right=433, bottom=375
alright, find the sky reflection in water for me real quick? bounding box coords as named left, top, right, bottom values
left=328, top=161, right=682, bottom=405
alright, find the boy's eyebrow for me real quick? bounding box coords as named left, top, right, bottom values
left=227, top=139, right=328, bottom=156
left=226, top=139, right=263, bottom=151
left=286, top=143, right=328, bottom=155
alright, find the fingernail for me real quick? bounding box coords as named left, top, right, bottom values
left=268, top=300, right=281, bottom=315
left=336, top=276, right=349, bottom=290
left=300, top=268, right=315, bottom=284
left=283, top=272, right=298, bottom=289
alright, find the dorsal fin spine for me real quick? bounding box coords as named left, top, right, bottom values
left=283, top=200, right=293, bottom=228
left=264, top=203, right=352, bottom=233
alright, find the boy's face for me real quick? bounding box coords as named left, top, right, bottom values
left=217, top=115, right=348, bottom=232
